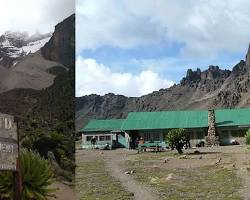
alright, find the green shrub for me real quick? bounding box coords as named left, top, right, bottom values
left=245, top=129, right=250, bottom=145
left=165, top=129, right=188, bottom=154
left=0, top=149, right=55, bottom=200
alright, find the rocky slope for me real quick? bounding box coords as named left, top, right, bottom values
left=76, top=45, right=250, bottom=130
left=0, top=30, right=68, bottom=93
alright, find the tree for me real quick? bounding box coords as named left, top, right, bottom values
left=245, top=129, right=250, bottom=145
left=165, top=129, right=188, bottom=154
left=0, top=149, right=55, bottom=200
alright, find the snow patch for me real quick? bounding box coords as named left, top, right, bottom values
left=22, top=37, right=50, bottom=54
left=1, top=39, right=12, bottom=47
left=0, top=36, right=51, bottom=59
left=13, top=61, right=18, bottom=66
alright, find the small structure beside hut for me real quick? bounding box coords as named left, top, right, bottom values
left=81, top=119, right=127, bottom=149
left=80, top=107, right=250, bottom=149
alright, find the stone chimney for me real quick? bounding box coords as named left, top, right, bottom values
left=246, top=43, right=250, bottom=66
left=205, top=109, right=219, bottom=146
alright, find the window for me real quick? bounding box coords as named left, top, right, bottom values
left=86, top=136, right=98, bottom=141
left=231, top=129, right=246, bottom=137
left=98, top=135, right=111, bottom=141
left=144, top=132, right=150, bottom=141
left=86, top=136, right=92, bottom=141
left=105, top=135, right=111, bottom=141
left=142, top=131, right=160, bottom=142
left=153, top=132, right=160, bottom=141
left=196, top=132, right=205, bottom=139
left=99, top=136, right=105, bottom=141
left=188, top=131, right=195, bottom=139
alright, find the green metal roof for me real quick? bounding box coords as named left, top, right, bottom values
left=215, top=108, right=250, bottom=127
left=121, top=110, right=208, bottom=130
left=81, top=119, right=125, bottom=132
left=81, top=107, right=250, bottom=133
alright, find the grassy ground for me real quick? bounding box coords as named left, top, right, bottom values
left=76, top=152, right=134, bottom=200
left=134, top=151, right=180, bottom=160
left=76, top=146, right=250, bottom=200
left=125, top=158, right=242, bottom=200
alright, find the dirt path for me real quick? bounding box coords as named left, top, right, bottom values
left=51, top=182, right=75, bottom=200
left=103, top=149, right=160, bottom=200
left=229, top=147, right=250, bottom=200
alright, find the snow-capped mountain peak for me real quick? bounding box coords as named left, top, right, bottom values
left=2, top=31, right=29, bottom=47
left=0, top=31, right=52, bottom=67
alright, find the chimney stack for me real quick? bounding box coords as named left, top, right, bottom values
left=205, top=109, right=219, bottom=146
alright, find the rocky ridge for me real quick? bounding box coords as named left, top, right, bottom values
left=76, top=45, right=250, bottom=130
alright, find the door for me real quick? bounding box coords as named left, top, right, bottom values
left=117, top=132, right=127, bottom=148
left=130, top=131, right=139, bottom=149
left=219, top=130, right=230, bottom=145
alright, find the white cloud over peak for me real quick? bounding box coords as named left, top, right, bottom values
left=76, top=57, right=174, bottom=97
left=0, top=0, right=74, bottom=35
left=77, top=0, right=250, bottom=58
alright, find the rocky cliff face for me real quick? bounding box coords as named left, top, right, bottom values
left=41, top=14, right=75, bottom=68
left=246, top=44, right=250, bottom=66
left=76, top=47, right=250, bottom=130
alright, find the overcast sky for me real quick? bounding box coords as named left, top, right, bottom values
left=77, top=0, right=250, bottom=97
left=0, top=0, right=75, bottom=35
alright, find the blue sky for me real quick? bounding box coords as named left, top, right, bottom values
left=76, top=0, right=250, bottom=97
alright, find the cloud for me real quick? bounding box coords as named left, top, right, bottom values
left=76, top=0, right=250, bottom=58
left=0, top=0, right=74, bottom=35
left=76, top=56, right=174, bottom=97
left=76, top=0, right=166, bottom=52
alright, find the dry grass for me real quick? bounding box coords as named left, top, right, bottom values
left=76, top=146, right=250, bottom=200
left=76, top=153, right=134, bottom=200
left=124, top=151, right=242, bottom=200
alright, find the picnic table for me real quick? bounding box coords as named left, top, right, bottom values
left=138, top=141, right=166, bottom=153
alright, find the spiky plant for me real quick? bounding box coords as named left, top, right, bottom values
left=0, top=149, right=55, bottom=200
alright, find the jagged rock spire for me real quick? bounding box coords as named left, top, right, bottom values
left=246, top=43, right=250, bottom=66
